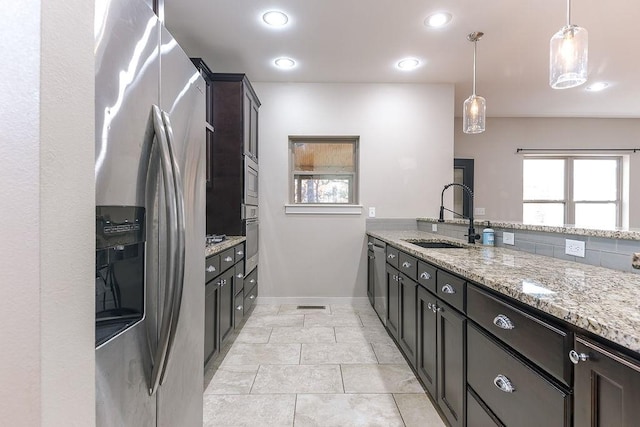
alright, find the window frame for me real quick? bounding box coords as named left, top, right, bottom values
left=289, top=136, right=360, bottom=205
left=523, top=155, right=623, bottom=228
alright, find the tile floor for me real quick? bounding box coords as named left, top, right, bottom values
left=203, top=303, right=446, bottom=427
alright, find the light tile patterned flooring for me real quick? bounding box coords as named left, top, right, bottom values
left=203, top=303, right=445, bottom=427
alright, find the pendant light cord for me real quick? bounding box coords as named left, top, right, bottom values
left=566, top=0, right=571, bottom=27
left=472, top=40, right=477, bottom=96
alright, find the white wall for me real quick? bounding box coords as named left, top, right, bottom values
left=454, top=117, right=640, bottom=228
left=0, top=2, right=95, bottom=426
left=253, top=83, right=454, bottom=302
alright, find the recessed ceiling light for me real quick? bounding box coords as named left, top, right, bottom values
left=397, top=58, right=420, bottom=71
left=274, top=57, right=296, bottom=69
left=424, top=12, right=452, bottom=28
left=586, top=82, right=609, bottom=92
left=262, top=10, right=289, bottom=27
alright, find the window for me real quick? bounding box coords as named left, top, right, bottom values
left=290, top=137, right=359, bottom=204
left=523, top=156, right=622, bottom=229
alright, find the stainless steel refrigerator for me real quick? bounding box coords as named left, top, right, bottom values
left=94, top=0, right=205, bottom=425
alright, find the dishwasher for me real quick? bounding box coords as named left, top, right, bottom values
left=372, top=240, right=387, bottom=325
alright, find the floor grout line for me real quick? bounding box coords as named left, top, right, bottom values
left=391, top=393, right=409, bottom=427
left=247, top=365, right=261, bottom=394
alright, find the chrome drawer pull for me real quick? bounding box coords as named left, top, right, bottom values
left=250, top=279, right=256, bottom=284
left=368, top=255, right=375, bottom=259
left=569, top=350, right=590, bottom=364
left=493, top=374, right=515, bottom=393
left=427, top=302, right=432, bottom=310
left=402, top=261, right=411, bottom=268
left=237, top=273, right=244, bottom=279
left=236, top=305, right=243, bottom=311
left=206, top=265, right=216, bottom=273
left=237, top=250, right=244, bottom=256
left=368, top=242, right=374, bottom=247
left=441, top=284, right=456, bottom=294
left=420, top=272, right=431, bottom=280
left=387, top=253, right=396, bottom=259
left=249, top=295, right=255, bottom=300
left=493, top=314, right=515, bottom=330
left=224, top=256, right=233, bottom=262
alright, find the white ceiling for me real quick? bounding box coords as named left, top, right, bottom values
left=164, top=0, right=640, bottom=118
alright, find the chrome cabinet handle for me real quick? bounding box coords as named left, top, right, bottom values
left=493, top=374, right=515, bottom=393
left=206, top=265, right=216, bottom=273
left=224, top=256, right=233, bottom=262
left=236, top=305, right=243, bottom=311
left=249, top=295, right=255, bottom=300
left=387, top=254, right=396, bottom=259
left=431, top=304, right=440, bottom=313
left=427, top=302, right=432, bottom=310
left=441, top=284, right=456, bottom=294
left=249, top=279, right=256, bottom=284
left=402, top=261, right=411, bottom=268
left=368, top=255, right=375, bottom=259
left=420, top=272, right=431, bottom=280
left=569, top=350, right=590, bottom=364
left=368, top=242, right=374, bottom=247
left=493, top=314, right=515, bottom=330
left=236, top=250, right=244, bottom=256
left=398, top=276, right=404, bottom=282
left=237, top=273, right=244, bottom=279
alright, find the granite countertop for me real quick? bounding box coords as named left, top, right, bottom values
left=368, top=229, right=640, bottom=355
left=205, top=236, right=245, bottom=257
left=417, top=217, right=640, bottom=241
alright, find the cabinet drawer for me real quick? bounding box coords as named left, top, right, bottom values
left=467, top=389, right=502, bottom=427
left=386, top=246, right=399, bottom=268
left=234, top=243, right=245, bottom=262
left=398, top=252, right=417, bottom=281
left=234, top=263, right=245, bottom=295
left=244, top=282, right=258, bottom=311
left=220, top=248, right=235, bottom=272
left=234, top=292, right=244, bottom=328
left=467, top=324, right=569, bottom=427
left=244, top=268, right=257, bottom=293
left=467, top=284, right=570, bottom=386
left=205, top=255, right=220, bottom=283
left=417, top=261, right=437, bottom=294
left=436, top=270, right=465, bottom=312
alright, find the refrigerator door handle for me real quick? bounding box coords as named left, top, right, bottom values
left=158, top=110, right=187, bottom=385
left=149, top=105, right=179, bottom=396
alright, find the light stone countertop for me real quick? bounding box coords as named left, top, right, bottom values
left=368, top=229, right=640, bottom=355
left=417, top=217, right=640, bottom=241
left=205, top=236, right=245, bottom=258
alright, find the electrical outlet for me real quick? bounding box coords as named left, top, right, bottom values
left=474, top=207, right=486, bottom=216
left=432, top=223, right=438, bottom=232
left=565, top=239, right=586, bottom=258
left=503, top=232, right=515, bottom=245
left=368, top=207, right=376, bottom=218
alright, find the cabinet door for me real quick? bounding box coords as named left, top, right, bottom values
left=367, top=249, right=375, bottom=306
left=204, top=280, right=219, bottom=365
left=417, top=286, right=438, bottom=398
left=399, top=274, right=417, bottom=367
left=219, top=270, right=234, bottom=344
left=574, top=336, right=640, bottom=427
left=437, top=302, right=466, bottom=427
left=250, top=101, right=258, bottom=160
left=243, top=89, right=252, bottom=157
left=386, top=265, right=400, bottom=339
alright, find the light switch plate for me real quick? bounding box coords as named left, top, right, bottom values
left=432, top=223, right=438, bottom=232
left=368, top=207, right=376, bottom=218
left=503, top=232, right=515, bottom=245
left=565, top=239, right=586, bottom=257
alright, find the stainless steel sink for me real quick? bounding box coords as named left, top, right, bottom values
left=404, top=240, right=465, bottom=249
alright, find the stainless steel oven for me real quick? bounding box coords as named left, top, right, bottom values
left=244, top=156, right=258, bottom=206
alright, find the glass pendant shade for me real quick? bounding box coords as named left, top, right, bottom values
left=550, top=25, right=588, bottom=89
left=463, top=94, right=486, bottom=134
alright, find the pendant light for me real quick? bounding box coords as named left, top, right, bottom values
left=463, top=31, right=486, bottom=134
left=549, top=0, right=588, bottom=89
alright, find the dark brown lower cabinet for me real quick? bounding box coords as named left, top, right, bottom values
left=398, top=273, right=417, bottom=366
left=219, top=269, right=234, bottom=343
left=467, top=388, right=503, bottom=427
left=417, top=286, right=438, bottom=398
left=573, top=336, right=640, bottom=427
left=437, top=300, right=466, bottom=427
left=204, top=279, right=219, bottom=365
left=386, top=265, right=400, bottom=339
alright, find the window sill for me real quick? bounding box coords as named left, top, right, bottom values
left=284, top=204, right=363, bottom=215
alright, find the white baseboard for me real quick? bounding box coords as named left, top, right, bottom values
left=255, top=296, right=370, bottom=305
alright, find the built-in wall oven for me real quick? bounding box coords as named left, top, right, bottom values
left=243, top=205, right=258, bottom=273
left=244, top=156, right=258, bottom=207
